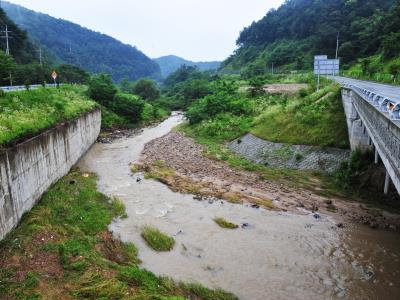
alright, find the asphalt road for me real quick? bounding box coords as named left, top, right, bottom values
left=330, top=76, right=400, bottom=101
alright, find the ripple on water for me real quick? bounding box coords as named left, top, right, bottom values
left=77, top=115, right=400, bottom=300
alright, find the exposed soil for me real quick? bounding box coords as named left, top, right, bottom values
left=137, top=132, right=400, bottom=232
left=263, top=83, right=309, bottom=94
left=0, top=230, right=63, bottom=283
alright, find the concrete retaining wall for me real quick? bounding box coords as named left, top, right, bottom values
left=0, top=109, right=101, bottom=240
left=229, top=134, right=350, bottom=173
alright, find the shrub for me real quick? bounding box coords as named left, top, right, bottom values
left=110, top=93, right=145, bottom=122
left=87, top=74, right=117, bottom=106
left=186, top=92, right=253, bottom=124
left=132, top=79, right=160, bottom=101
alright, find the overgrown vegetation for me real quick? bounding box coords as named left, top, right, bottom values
left=141, top=226, right=175, bottom=252
left=0, top=171, right=237, bottom=299
left=251, top=84, right=349, bottom=148
left=88, top=74, right=169, bottom=129
left=3, top=2, right=161, bottom=82
left=0, top=86, right=96, bottom=147
left=222, top=0, right=400, bottom=79
left=214, top=218, right=239, bottom=229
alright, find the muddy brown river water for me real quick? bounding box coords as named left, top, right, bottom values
left=78, top=113, right=400, bottom=300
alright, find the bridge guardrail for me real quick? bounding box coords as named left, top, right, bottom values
left=344, top=84, right=400, bottom=120
left=344, top=84, right=400, bottom=169
left=0, top=84, right=57, bottom=93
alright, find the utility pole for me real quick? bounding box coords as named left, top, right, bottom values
left=38, top=47, right=43, bottom=66
left=335, top=31, right=340, bottom=60
left=317, top=59, right=321, bottom=91
left=0, top=24, right=12, bottom=86
left=1, top=24, right=11, bottom=55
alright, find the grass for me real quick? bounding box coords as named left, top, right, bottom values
left=250, top=85, right=349, bottom=148
left=0, top=85, right=97, bottom=147
left=141, top=226, right=175, bottom=252
left=344, top=55, right=400, bottom=85
left=0, top=170, right=237, bottom=300
left=214, top=218, right=239, bottom=229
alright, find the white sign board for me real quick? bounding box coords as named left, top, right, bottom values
left=314, top=56, right=340, bottom=75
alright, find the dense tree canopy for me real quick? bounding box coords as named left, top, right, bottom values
left=132, top=79, right=161, bottom=101
left=223, top=0, right=400, bottom=73
left=3, top=2, right=161, bottom=82
left=0, top=8, right=36, bottom=64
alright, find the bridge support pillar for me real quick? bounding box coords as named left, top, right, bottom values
left=374, top=148, right=379, bottom=164
left=384, top=170, right=391, bottom=195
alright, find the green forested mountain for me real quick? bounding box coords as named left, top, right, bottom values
left=155, top=55, right=220, bottom=79
left=222, top=0, right=400, bottom=76
left=2, top=1, right=161, bottom=82
left=0, top=7, right=35, bottom=64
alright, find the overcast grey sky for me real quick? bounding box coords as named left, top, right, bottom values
left=6, top=0, right=284, bottom=61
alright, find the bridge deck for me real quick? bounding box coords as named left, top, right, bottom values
left=332, top=76, right=400, bottom=129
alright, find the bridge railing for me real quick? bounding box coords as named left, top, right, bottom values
left=0, top=84, right=57, bottom=93
left=344, top=84, right=400, bottom=171
left=344, top=84, right=400, bottom=120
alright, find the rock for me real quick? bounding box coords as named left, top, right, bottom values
left=369, top=222, right=378, bottom=229
left=136, top=178, right=142, bottom=183
left=313, top=213, right=321, bottom=220
left=241, top=223, right=250, bottom=228
left=251, top=204, right=260, bottom=209
left=173, top=230, right=183, bottom=237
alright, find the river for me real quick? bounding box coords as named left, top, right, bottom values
left=78, top=113, right=400, bottom=300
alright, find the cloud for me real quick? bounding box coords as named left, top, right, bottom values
left=6, top=0, right=284, bottom=61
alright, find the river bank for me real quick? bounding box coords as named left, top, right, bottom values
left=77, top=114, right=400, bottom=299
left=138, top=131, right=400, bottom=232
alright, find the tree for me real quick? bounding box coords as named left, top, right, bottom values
left=87, top=74, right=117, bottom=106
left=382, top=33, right=400, bottom=59
left=132, top=79, right=160, bottom=101
left=111, top=93, right=145, bottom=121
left=0, top=51, right=16, bottom=86
left=58, top=64, right=90, bottom=84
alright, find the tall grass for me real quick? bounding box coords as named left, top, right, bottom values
left=0, top=86, right=96, bottom=146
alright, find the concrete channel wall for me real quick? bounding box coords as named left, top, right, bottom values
left=0, top=109, right=101, bottom=240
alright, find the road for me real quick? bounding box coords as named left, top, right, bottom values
left=331, top=76, right=400, bottom=101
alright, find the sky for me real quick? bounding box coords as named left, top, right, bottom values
left=5, top=0, right=284, bottom=61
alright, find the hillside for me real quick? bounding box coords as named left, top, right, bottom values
left=2, top=1, right=161, bottom=82
left=0, top=7, right=35, bottom=64
left=155, top=55, right=220, bottom=78
left=222, top=0, right=400, bottom=77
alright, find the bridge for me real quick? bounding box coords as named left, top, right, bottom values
left=333, top=77, right=400, bottom=195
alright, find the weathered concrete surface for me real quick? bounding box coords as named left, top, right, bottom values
left=341, top=87, right=400, bottom=194
left=229, top=133, right=350, bottom=173
left=0, top=109, right=101, bottom=240
left=341, top=89, right=372, bottom=151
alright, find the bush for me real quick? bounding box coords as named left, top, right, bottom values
left=110, top=93, right=145, bottom=122
left=132, top=79, right=160, bottom=101
left=333, top=149, right=374, bottom=189
left=87, top=74, right=117, bottom=106
left=186, top=92, right=253, bottom=124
